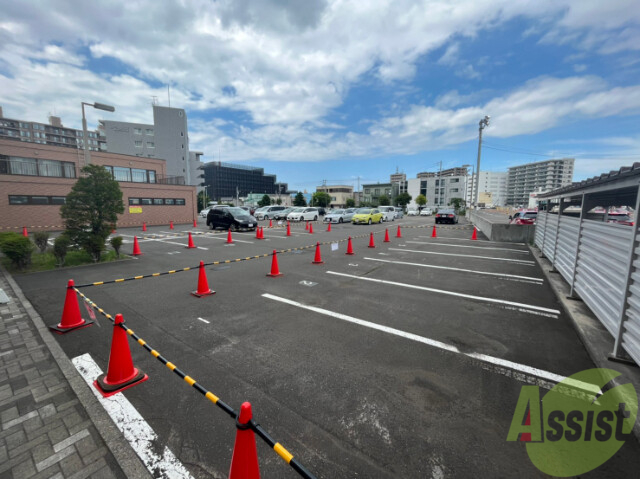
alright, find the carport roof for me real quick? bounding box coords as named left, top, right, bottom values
left=538, top=162, right=640, bottom=199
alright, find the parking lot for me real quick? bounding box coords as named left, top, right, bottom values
left=16, top=215, right=640, bottom=478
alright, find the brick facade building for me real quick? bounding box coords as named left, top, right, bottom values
left=0, top=139, right=196, bottom=231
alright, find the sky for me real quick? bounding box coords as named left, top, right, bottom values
left=1, top=1, right=639, bottom=192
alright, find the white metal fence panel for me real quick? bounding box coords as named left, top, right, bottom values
left=622, top=244, right=640, bottom=365
left=535, top=212, right=547, bottom=249
left=555, top=216, right=581, bottom=283
left=574, top=220, right=633, bottom=336
left=542, top=215, right=558, bottom=262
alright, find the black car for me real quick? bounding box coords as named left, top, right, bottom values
left=207, top=207, right=257, bottom=231
left=435, top=209, right=458, bottom=224
left=317, top=207, right=326, bottom=216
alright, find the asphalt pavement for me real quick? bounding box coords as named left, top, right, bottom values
left=12, top=215, right=640, bottom=478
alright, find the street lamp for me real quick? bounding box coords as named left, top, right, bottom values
left=474, top=115, right=490, bottom=208
left=81, top=101, right=115, bottom=167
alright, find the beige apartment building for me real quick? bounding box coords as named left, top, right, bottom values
left=316, top=185, right=354, bottom=208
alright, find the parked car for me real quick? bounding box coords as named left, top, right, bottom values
left=509, top=210, right=537, bottom=225
left=435, top=209, right=458, bottom=224
left=407, top=209, right=419, bottom=216
left=199, top=207, right=211, bottom=218
left=288, top=207, right=319, bottom=221
left=420, top=208, right=433, bottom=216
left=207, top=207, right=257, bottom=231
left=394, top=208, right=404, bottom=219
left=324, top=209, right=353, bottom=223
left=273, top=207, right=294, bottom=220
left=352, top=208, right=383, bottom=225
left=606, top=211, right=634, bottom=226
left=317, top=207, right=326, bottom=216
left=238, top=206, right=256, bottom=216
left=378, top=206, right=396, bottom=222
left=255, top=205, right=287, bottom=220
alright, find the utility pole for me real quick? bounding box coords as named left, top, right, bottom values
left=475, top=115, right=490, bottom=208
left=438, top=161, right=442, bottom=207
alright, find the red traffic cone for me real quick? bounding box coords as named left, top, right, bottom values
left=132, top=236, right=143, bottom=256
left=312, top=242, right=324, bottom=264
left=22, top=226, right=28, bottom=237
left=384, top=228, right=391, bottom=243
left=286, top=222, right=291, bottom=236
left=170, top=221, right=174, bottom=230
left=396, top=225, right=402, bottom=238
left=327, top=222, right=332, bottom=232
left=142, top=222, right=147, bottom=232
left=228, top=402, right=260, bottom=479
left=191, top=261, right=215, bottom=297
left=346, top=236, right=355, bottom=255
left=193, top=218, right=197, bottom=227
left=431, top=225, right=437, bottom=238
left=309, top=223, right=314, bottom=234
left=305, top=221, right=309, bottom=231
left=267, top=250, right=282, bottom=277
left=368, top=232, right=376, bottom=248
left=50, top=279, right=93, bottom=333
left=471, top=227, right=478, bottom=240
left=94, top=314, right=148, bottom=397
left=226, top=229, right=234, bottom=244
left=255, top=227, right=261, bottom=239
left=269, top=219, right=273, bottom=228
left=186, top=231, right=196, bottom=249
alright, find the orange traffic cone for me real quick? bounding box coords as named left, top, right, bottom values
left=228, top=402, right=260, bottom=479
left=191, top=261, right=215, bottom=297
left=132, top=236, right=142, bottom=256
left=305, top=221, right=309, bottom=231
left=286, top=222, right=291, bottom=236
left=471, top=227, right=478, bottom=240
left=431, top=225, right=437, bottom=238
left=309, top=223, right=314, bottom=234
left=346, top=236, right=355, bottom=255
left=22, top=226, right=28, bottom=237
left=259, top=227, right=265, bottom=239
left=186, top=232, right=196, bottom=249
left=267, top=250, right=282, bottom=277
left=50, top=279, right=93, bottom=333
left=226, top=229, right=234, bottom=244
left=327, top=222, right=332, bottom=232
left=142, top=222, right=147, bottom=232
left=170, top=221, right=174, bottom=230
left=193, top=218, right=197, bottom=227
left=396, top=225, right=402, bottom=238
left=269, top=219, right=273, bottom=228
left=312, top=242, right=324, bottom=264
left=94, top=314, right=148, bottom=397
left=384, top=229, right=391, bottom=243
left=255, top=227, right=261, bottom=239
left=368, top=232, right=376, bottom=248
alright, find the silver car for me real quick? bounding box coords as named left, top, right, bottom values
left=378, top=206, right=396, bottom=222
left=324, top=208, right=355, bottom=223
left=394, top=208, right=404, bottom=219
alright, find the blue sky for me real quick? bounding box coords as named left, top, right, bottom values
left=1, top=1, right=639, bottom=192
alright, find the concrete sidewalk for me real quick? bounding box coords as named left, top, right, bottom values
left=0, top=267, right=149, bottom=479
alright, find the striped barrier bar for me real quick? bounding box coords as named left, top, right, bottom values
left=73, top=289, right=316, bottom=479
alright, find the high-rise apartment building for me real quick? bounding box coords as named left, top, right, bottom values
left=506, top=158, right=574, bottom=206
left=467, top=171, right=508, bottom=207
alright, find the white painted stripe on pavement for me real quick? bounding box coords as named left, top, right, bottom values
left=326, top=271, right=560, bottom=315
left=417, top=235, right=526, bottom=246
left=201, top=234, right=254, bottom=244
left=363, top=257, right=543, bottom=283
left=405, top=240, right=529, bottom=254
left=150, top=239, right=208, bottom=250
left=197, top=317, right=210, bottom=324
left=71, top=354, right=193, bottom=478
left=261, top=294, right=598, bottom=394
left=388, top=248, right=535, bottom=265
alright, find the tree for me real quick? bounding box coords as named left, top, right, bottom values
left=416, top=194, right=427, bottom=208
left=293, top=192, right=307, bottom=206
left=312, top=191, right=332, bottom=208
left=197, top=191, right=209, bottom=211
left=258, top=194, right=271, bottom=207
left=61, top=164, right=124, bottom=262
left=345, top=197, right=355, bottom=208
left=378, top=194, right=390, bottom=206
left=276, top=197, right=282, bottom=205
left=449, top=197, right=464, bottom=211
left=395, top=192, right=412, bottom=208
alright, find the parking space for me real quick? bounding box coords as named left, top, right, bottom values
left=15, top=215, right=640, bottom=478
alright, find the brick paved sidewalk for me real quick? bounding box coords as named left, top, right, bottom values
left=0, top=268, right=149, bottom=479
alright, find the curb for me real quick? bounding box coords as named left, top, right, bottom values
left=530, top=245, right=640, bottom=442
left=0, top=265, right=151, bottom=478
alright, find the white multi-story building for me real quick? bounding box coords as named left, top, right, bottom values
left=406, top=175, right=467, bottom=210
left=506, top=158, right=574, bottom=206
left=467, top=171, right=508, bottom=207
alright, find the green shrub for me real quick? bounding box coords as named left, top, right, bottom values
left=34, top=231, right=50, bottom=253
left=110, top=236, right=123, bottom=258
left=0, top=234, right=34, bottom=269
left=53, top=235, right=71, bottom=267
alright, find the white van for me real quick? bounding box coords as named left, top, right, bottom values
left=378, top=206, right=396, bottom=222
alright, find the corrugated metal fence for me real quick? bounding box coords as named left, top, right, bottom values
left=535, top=211, right=640, bottom=365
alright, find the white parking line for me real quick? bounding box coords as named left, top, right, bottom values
left=418, top=235, right=525, bottom=246
left=326, top=271, right=559, bottom=316
left=363, top=257, right=543, bottom=283
left=405, top=241, right=529, bottom=254
left=261, top=294, right=598, bottom=394
left=72, top=354, right=193, bottom=478
left=197, top=317, right=210, bottom=324
left=388, top=248, right=535, bottom=265
left=201, top=233, right=254, bottom=244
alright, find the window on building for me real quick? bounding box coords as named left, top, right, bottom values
left=8, top=195, right=29, bottom=205
left=134, top=128, right=142, bottom=135
left=19, top=122, right=30, bottom=128
left=148, top=170, right=156, bottom=183
left=20, top=131, right=30, bottom=137
left=175, top=199, right=185, bottom=205
left=153, top=198, right=163, bottom=205
left=140, top=198, right=152, bottom=205
left=104, top=166, right=113, bottom=177
left=50, top=196, right=66, bottom=205
left=146, top=142, right=154, bottom=148
left=129, top=198, right=140, bottom=205
left=135, top=141, right=142, bottom=147
left=131, top=169, right=147, bottom=183
left=31, top=196, right=49, bottom=205
left=7, top=157, right=38, bottom=176
left=165, top=198, right=175, bottom=205
left=180, top=131, right=184, bottom=136
left=113, top=167, right=131, bottom=182
left=38, top=159, right=63, bottom=177
left=146, top=129, right=154, bottom=136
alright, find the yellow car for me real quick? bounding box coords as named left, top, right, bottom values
left=352, top=208, right=384, bottom=225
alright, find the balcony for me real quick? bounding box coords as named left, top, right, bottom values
left=156, top=175, right=186, bottom=185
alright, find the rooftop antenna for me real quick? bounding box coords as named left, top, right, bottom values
left=151, top=96, right=158, bottom=106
